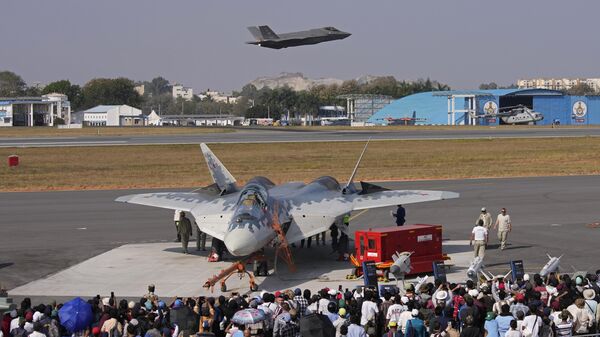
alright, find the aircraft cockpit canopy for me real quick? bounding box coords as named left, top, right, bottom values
left=323, top=27, right=340, bottom=32
left=238, top=184, right=268, bottom=209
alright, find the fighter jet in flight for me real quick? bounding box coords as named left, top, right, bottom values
left=246, top=25, right=351, bottom=49
left=116, top=142, right=458, bottom=263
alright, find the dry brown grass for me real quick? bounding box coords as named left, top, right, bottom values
left=0, top=126, right=232, bottom=138
left=1, top=138, right=600, bottom=192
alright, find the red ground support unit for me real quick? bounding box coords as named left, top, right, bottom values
left=354, top=224, right=445, bottom=275
left=8, top=155, right=19, bottom=167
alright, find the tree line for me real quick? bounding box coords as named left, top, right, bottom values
left=0, top=70, right=453, bottom=118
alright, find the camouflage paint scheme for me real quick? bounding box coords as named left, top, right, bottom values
left=116, top=144, right=459, bottom=257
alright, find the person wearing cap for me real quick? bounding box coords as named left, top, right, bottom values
left=477, top=208, right=493, bottom=230
left=405, top=309, right=427, bottom=337
left=177, top=212, right=193, bottom=254
left=383, top=321, right=402, bottom=337
left=333, top=308, right=349, bottom=337
left=485, top=312, right=500, bottom=337
left=493, top=208, right=512, bottom=250
left=583, top=288, right=600, bottom=326
left=471, top=219, right=489, bottom=258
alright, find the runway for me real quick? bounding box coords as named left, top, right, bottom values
left=2, top=175, right=600, bottom=296
left=2, top=127, right=600, bottom=147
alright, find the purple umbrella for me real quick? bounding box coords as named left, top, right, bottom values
left=231, top=308, right=267, bottom=325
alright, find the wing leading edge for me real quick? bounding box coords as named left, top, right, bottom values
left=284, top=189, right=459, bottom=244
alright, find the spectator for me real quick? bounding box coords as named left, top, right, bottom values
left=505, top=320, right=522, bottom=337
left=485, top=312, right=500, bottom=337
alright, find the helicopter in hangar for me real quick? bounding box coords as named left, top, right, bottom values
left=484, top=104, right=544, bottom=125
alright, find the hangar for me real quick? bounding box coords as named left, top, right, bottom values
left=368, top=89, right=600, bottom=126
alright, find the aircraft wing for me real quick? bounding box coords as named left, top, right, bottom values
left=284, top=189, right=458, bottom=244
left=115, top=192, right=214, bottom=212
left=116, top=191, right=238, bottom=241
left=348, top=190, right=459, bottom=210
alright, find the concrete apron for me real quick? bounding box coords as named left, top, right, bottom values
left=9, top=240, right=483, bottom=299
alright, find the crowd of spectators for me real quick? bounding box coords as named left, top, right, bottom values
left=3, top=270, right=600, bottom=337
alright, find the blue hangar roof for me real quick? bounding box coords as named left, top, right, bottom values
left=368, top=89, right=564, bottom=125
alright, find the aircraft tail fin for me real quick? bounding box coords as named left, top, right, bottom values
left=247, top=25, right=279, bottom=41
left=200, top=143, right=237, bottom=193
left=343, top=139, right=370, bottom=194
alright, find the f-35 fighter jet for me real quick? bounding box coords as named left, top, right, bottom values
left=246, top=25, right=351, bottom=49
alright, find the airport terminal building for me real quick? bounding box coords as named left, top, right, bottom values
left=368, top=89, right=600, bottom=126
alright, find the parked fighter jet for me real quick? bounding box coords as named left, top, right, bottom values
left=116, top=143, right=458, bottom=266
left=246, top=25, right=351, bottom=49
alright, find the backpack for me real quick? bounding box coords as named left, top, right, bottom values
left=405, top=320, right=415, bottom=337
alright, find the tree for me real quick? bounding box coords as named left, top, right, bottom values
left=479, top=82, right=498, bottom=90
left=567, top=83, right=597, bottom=96
left=144, top=77, right=171, bottom=97
left=0, top=71, right=26, bottom=97
left=42, top=80, right=83, bottom=109
left=81, top=78, right=142, bottom=109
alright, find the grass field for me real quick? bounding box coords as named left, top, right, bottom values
left=0, top=126, right=232, bottom=138
left=1, top=138, right=600, bottom=192
left=3, top=125, right=600, bottom=138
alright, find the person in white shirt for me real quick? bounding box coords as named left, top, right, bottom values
left=386, top=296, right=408, bottom=325
left=522, top=307, right=542, bottom=337
left=505, top=320, right=522, bottom=337
left=493, top=208, right=512, bottom=250
left=360, top=293, right=379, bottom=326
left=471, top=220, right=489, bottom=258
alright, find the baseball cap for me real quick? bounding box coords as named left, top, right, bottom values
left=389, top=321, right=397, bottom=327
left=481, top=207, right=486, bottom=212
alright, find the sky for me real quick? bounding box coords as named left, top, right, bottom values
left=1, top=0, right=599, bottom=92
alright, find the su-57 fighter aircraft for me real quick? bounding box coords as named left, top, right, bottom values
left=116, top=143, right=458, bottom=261
left=246, top=25, right=351, bottom=49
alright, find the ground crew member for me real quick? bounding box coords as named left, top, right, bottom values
left=178, top=212, right=193, bottom=254
left=392, top=205, right=406, bottom=226
left=330, top=223, right=339, bottom=250
left=493, top=208, right=512, bottom=250
left=470, top=219, right=488, bottom=258
left=173, top=210, right=182, bottom=242
left=477, top=207, right=493, bottom=229
left=196, top=221, right=207, bottom=251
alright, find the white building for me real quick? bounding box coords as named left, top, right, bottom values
left=82, top=105, right=144, bottom=126
left=172, top=84, right=194, bottom=101
left=199, top=91, right=240, bottom=104
left=518, top=78, right=600, bottom=92
left=0, top=94, right=71, bottom=127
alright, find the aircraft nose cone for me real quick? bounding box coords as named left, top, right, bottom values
left=224, top=224, right=259, bottom=256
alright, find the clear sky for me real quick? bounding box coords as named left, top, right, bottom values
left=1, top=0, right=598, bottom=92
